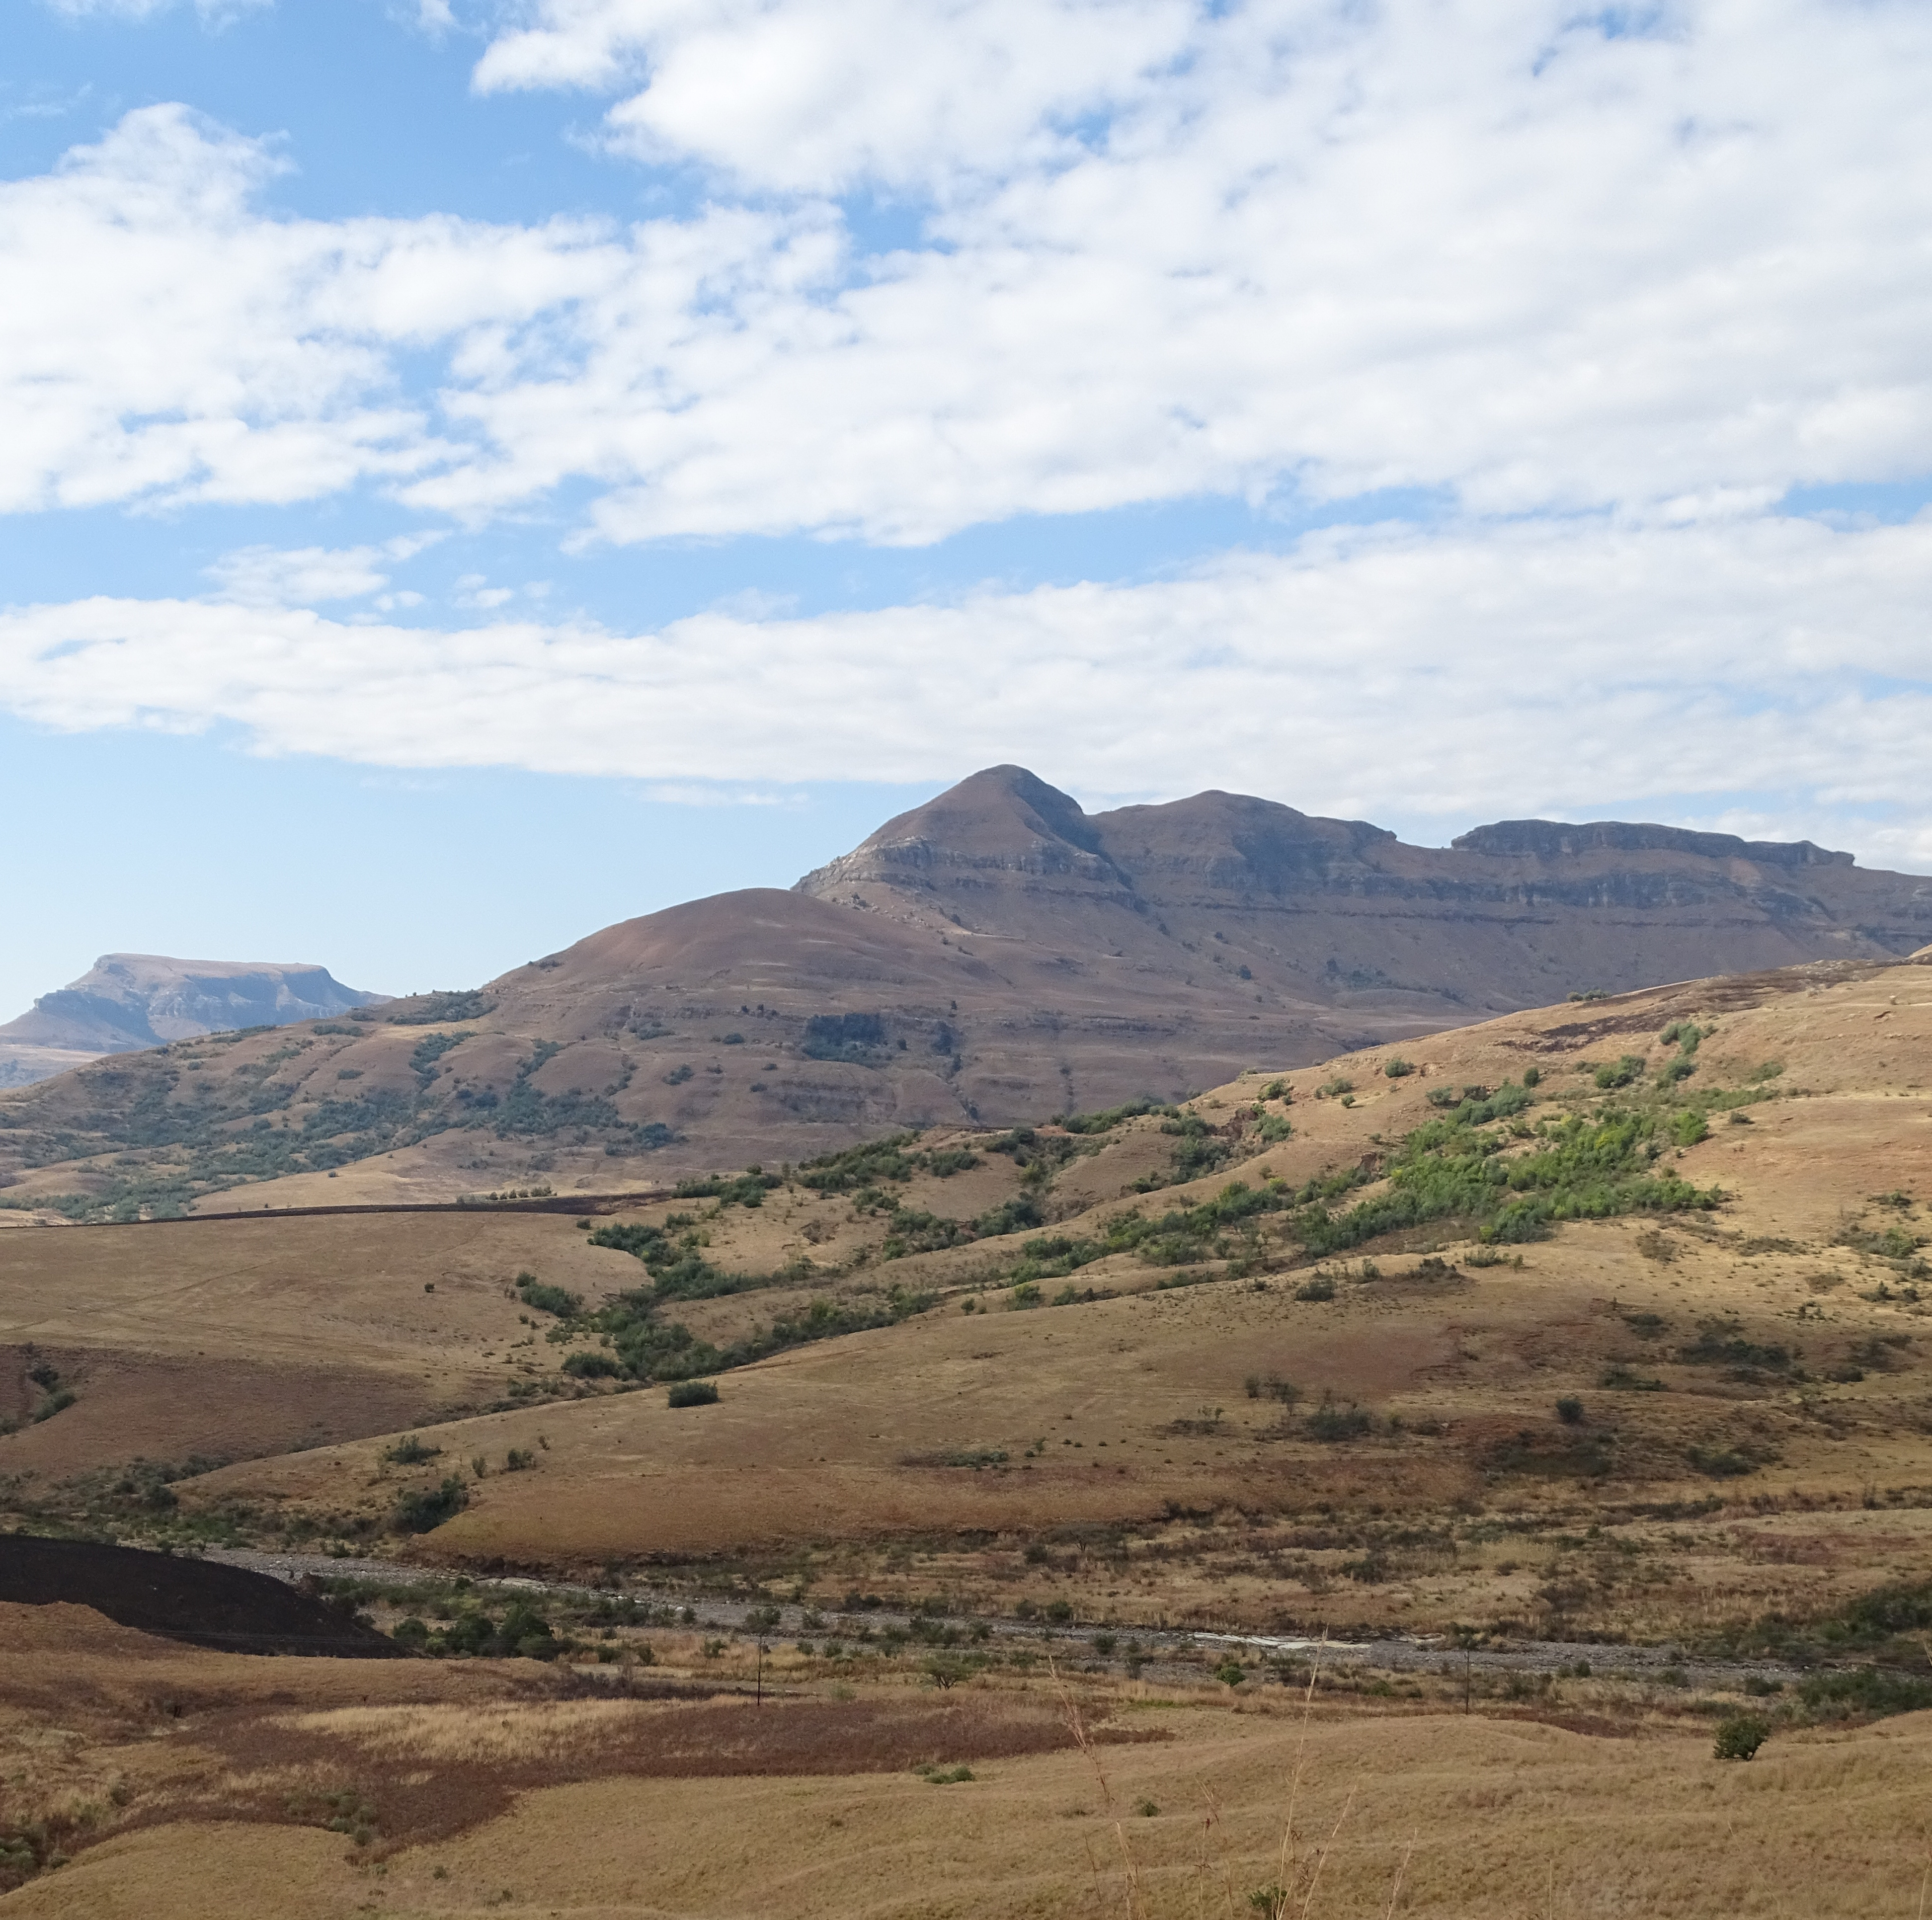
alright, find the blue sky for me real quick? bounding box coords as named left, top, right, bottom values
left=3, top=0, right=1931, bottom=1013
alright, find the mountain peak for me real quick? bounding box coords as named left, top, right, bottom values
left=796, top=765, right=1127, bottom=913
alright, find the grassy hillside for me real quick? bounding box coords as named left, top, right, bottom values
left=4, top=949, right=1903, bottom=1645
left=3, top=950, right=1932, bottom=1916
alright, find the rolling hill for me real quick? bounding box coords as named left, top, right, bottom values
left=0, top=944, right=1925, bottom=1641
left=145, top=946, right=1924, bottom=1631
left=1, top=766, right=1927, bottom=1219
left=4, top=947, right=1932, bottom=1918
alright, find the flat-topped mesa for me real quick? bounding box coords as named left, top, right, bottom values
left=0, top=955, right=390, bottom=1089
left=1453, top=819, right=1856, bottom=868
left=0, top=955, right=386, bottom=1052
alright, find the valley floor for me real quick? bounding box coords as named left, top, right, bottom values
left=4, top=1597, right=1930, bottom=1919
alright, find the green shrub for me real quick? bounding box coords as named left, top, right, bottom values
left=1307, top=1399, right=1371, bottom=1441
left=393, top=1476, right=469, bottom=1534
left=389, top=990, right=493, bottom=1026
left=975, top=1195, right=1046, bottom=1237
left=1555, top=1396, right=1585, bottom=1425
left=1797, top=1666, right=1932, bottom=1720
left=801, top=1013, right=889, bottom=1063
left=409, top=1030, right=472, bottom=1083
left=667, top=1379, right=720, bottom=1407
left=673, top=1170, right=781, bottom=1207
left=1713, top=1714, right=1770, bottom=1760
left=1058, top=1098, right=1176, bottom=1135
left=1522, top=1065, right=1541, bottom=1088
left=1294, top=1275, right=1336, bottom=1302
left=1676, top=1318, right=1792, bottom=1372
left=384, top=1436, right=441, bottom=1464
left=1383, top=1058, right=1415, bottom=1078
left=515, top=1273, right=583, bottom=1318
left=1671, top=1109, right=1710, bottom=1147
left=562, top=1350, right=620, bottom=1378
left=797, top=1132, right=922, bottom=1190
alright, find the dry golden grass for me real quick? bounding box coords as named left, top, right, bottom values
left=160, top=962, right=1931, bottom=1643
left=12, top=1638, right=1932, bottom=1919
left=2, top=954, right=1925, bottom=1648
left=0, top=1209, right=651, bottom=1475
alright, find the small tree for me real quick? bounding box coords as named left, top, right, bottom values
left=1713, top=1714, right=1770, bottom=1760
left=393, top=1476, right=469, bottom=1534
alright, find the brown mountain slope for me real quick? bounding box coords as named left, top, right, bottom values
left=1, top=768, right=1927, bottom=1219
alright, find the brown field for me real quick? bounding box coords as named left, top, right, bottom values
left=0, top=1209, right=653, bottom=1476
left=102, top=954, right=1923, bottom=1645
left=4, top=952, right=1932, bottom=1912
left=7, top=1600, right=1932, bottom=1918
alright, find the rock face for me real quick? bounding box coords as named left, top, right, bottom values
left=0, top=956, right=387, bottom=1089
left=2, top=768, right=1928, bottom=1210
left=798, top=765, right=1932, bottom=1005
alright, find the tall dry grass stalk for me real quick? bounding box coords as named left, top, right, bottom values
left=1050, top=1657, right=1144, bottom=1919
left=1052, top=1647, right=1420, bottom=1920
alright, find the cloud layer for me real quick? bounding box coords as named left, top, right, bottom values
left=9, top=1, right=1932, bottom=541
left=7, top=1, right=1932, bottom=875
left=6, top=511, right=1929, bottom=863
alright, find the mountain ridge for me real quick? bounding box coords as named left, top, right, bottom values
left=1, top=766, right=1928, bottom=1218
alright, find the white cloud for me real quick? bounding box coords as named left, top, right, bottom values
left=0, top=105, right=624, bottom=515
left=3, top=512, right=1929, bottom=864
left=204, top=533, right=441, bottom=605
left=453, top=574, right=517, bottom=608
left=473, top=0, right=1195, bottom=195
left=11, top=2, right=1932, bottom=543
left=638, top=783, right=801, bottom=806
left=207, top=544, right=391, bottom=605
left=42, top=0, right=270, bottom=20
